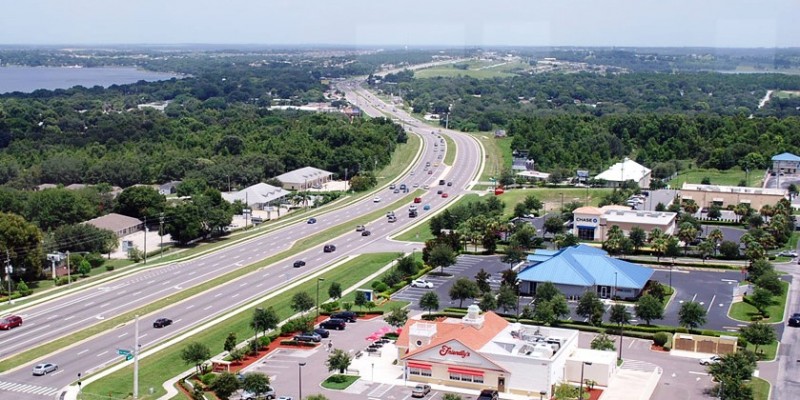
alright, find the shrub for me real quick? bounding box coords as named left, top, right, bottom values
left=326, top=374, right=348, bottom=384
left=85, top=252, right=106, bottom=268
left=259, top=335, right=271, bottom=348
left=280, top=340, right=317, bottom=347
left=55, top=276, right=71, bottom=286
left=16, top=280, right=32, bottom=296
left=373, top=282, right=389, bottom=293
left=653, top=332, right=669, bottom=347
left=200, top=373, right=217, bottom=386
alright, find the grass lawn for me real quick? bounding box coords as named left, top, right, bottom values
left=442, top=134, right=456, bottom=166
left=728, top=281, right=789, bottom=324
left=321, top=374, right=360, bottom=390
left=377, top=134, right=421, bottom=185
left=393, top=194, right=482, bottom=242
left=668, top=166, right=760, bottom=187
left=83, top=252, right=401, bottom=399
left=414, top=61, right=527, bottom=79
left=774, top=90, right=800, bottom=99
left=470, top=133, right=512, bottom=182
left=746, top=340, right=778, bottom=361
left=497, top=188, right=614, bottom=216
left=750, top=377, right=771, bottom=400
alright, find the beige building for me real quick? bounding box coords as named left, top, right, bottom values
left=84, top=213, right=143, bottom=237
left=275, top=166, right=334, bottom=190
left=679, top=183, right=787, bottom=210
left=572, top=206, right=677, bottom=241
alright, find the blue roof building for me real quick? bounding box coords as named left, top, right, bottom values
left=518, top=245, right=654, bottom=300
left=772, top=152, right=800, bottom=175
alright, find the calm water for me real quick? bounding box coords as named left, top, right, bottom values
left=0, top=66, right=182, bottom=94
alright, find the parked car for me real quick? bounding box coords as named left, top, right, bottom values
left=699, top=355, right=722, bottom=365
left=788, top=313, right=800, bottom=327
left=0, top=315, right=23, bottom=330
left=331, top=311, right=357, bottom=322
left=323, top=244, right=336, bottom=253
left=411, top=384, right=431, bottom=398
left=778, top=251, right=798, bottom=257
left=32, top=363, right=58, bottom=376
left=307, top=218, right=317, bottom=224
left=293, top=332, right=322, bottom=342
left=241, top=387, right=276, bottom=400
left=411, top=279, right=434, bottom=288
left=313, top=328, right=330, bottom=338
left=319, top=318, right=347, bottom=330
left=477, top=389, right=499, bottom=400
left=355, top=225, right=366, bottom=232
left=362, top=230, right=372, bottom=236
left=293, top=260, right=306, bottom=268
left=153, top=318, right=172, bottom=328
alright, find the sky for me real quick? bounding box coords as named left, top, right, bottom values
left=1, top=0, right=798, bottom=48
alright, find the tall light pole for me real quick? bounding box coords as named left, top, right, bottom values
left=66, top=251, right=71, bottom=285
left=613, top=272, right=618, bottom=300
left=316, top=278, right=325, bottom=318
left=4, top=250, right=12, bottom=306
left=578, top=361, right=592, bottom=400
left=133, top=315, right=140, bottom=399
left=143, top=216, right=147, bottom=265
left=159, top=213, right=165, bottom=259
left=298, top=362, right=306, bottom=399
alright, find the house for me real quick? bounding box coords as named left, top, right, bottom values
left=594, top=157, right=651, bottom=189
left=275, top=167, right=334, bottom=190
left=396, top=306, right=617, bottom=398
left=221, top=182, right=291, bottom=210
left=517, top=245, right=654, bottom=299
left=158, top=181, right=182, bottom=195
left=771, top=152, right=800, bottom=174
left=84, top=213, right=144, bottom=238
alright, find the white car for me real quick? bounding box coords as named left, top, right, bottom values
left=699, top=355, right=722, bottom=365
left=32, top=363, right=58, bottom=376
left=411, top=279, right=434, bottom=288
left=778, top=251, right=798, bottom=257
left=373, top=197, right=381, bottom=203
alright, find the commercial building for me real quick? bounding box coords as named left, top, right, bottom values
left=679, top=183, right=787, bottom=210
left=517, top=245, right=654, bottom=299
left=84, top=213, right=144, bottom=237
left=572, top=206, right=677, bottom=241
left=396, top=306, right=617, bottom=398
left=594, top=157, right=651, bottom=189
left=221, top=182, right=291, bottom=210
left=275, top=166, right=334, bottom=190
left=771, top=152, right=800, bottom=174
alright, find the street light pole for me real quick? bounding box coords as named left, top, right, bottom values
left=298, top=362, right=306, bottom=399
left=133, top=315, right=140, bottom=399
left=316, top=278, right=325, bottom=318
left=66, top=250, right=71, bottom=285
left=159, top=213, right=165, bottom=259
left=613, top=272, right=618, bottom=300
left=578, top=362, right=592, bottom=400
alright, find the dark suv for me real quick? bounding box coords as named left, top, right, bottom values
left=153, top=318, right=172, bottom=328
left=331, top=311, right=357, bottom=322
left=477, top=389, right=499, bottom=400
left=323, top=244, right=336, bottom=253
left=320, top=318, right=347, bottom=330
left=789, top=313, right=800, bottom=327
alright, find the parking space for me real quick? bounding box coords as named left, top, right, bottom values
left=651, top=268, right=744, bottom=331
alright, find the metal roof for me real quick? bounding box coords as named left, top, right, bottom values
left=771, top=152, right=800, bottom=162
left=275, top=166, right=333, bottom=184
left=518, top=245, right=653, bottom=289
left=594, top=157, right=651, bottom=183
left=222, top=182, right=290, bottom=205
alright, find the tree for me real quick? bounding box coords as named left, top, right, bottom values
left=603, top=225, right=625, bottom=255
left=210, top=371, right=240, bottom=400
left=478, top=291, right=498, bottom=312
left=708, top=228, right=724, bottom=255
left=501, top=247, right=525, bottom=268
left=500, top=268, right=518, bottom=287
left=395, top=255, right=419, bottom=276
left=306, top=395, right=330, bottom=400
left=534, top=294, right=570, bottom=325
left=0, top=212, right=44, bottom=281
left=739, top=322, right=776, bottom=355
left=543, top=216, right=565, bottom=237
left=748, top=288, right=774, bottom=317
left=707, top=350, right=758, bottom=396
left=475, top=268, right=491, bottom=293
left=241, top=372, right=271, bottom=399
left=291, top=292, right=315, bottom=314
left=114, top=185, right=166, bottom=220
left=354, top=290, right=367, bottom=310
left=50, top=223, right=118, bottom=254
left=628, top=227, right=647, bottom=252
left=223, top=332, right=237, bottom=353
left=635, top=294, right=664, bottom=326
left=707, top=204, right=722, bottom=219
left=609, top=304, right=631, bottom=331
left=328, top=282, right=342, bottom=300
left=678, top=301, right=707, bottom=332
left=535, top=281, right=561, bottom=302
left=576, top=291, right=605, bottom=326
left=181, top=342, right=211, bottom=374
left=428, top=243, right=457, bottom=274
left=327, top=348, right=352, bottom=373
left=384, top=306, right=409, bottom=329
left=590, top=333, right=616, bottom=351
left=449, top=278, right=480, bottom=308
left=419, top=292, right=439, bottom=315
left=496, top=284, right=518, bottom=314
left=77, top=258, right=92, bottom=277
left=719, top=240, right=740, bottom=259
left=697, top=239, right=715, bottom=261
left=755, top=269, right=783, bottom=296
left=251, top=307, right=279, bottom=345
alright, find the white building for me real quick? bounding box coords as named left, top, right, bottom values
left=572, top=206, right=677, bottom=241
left=221, top=182, right=291, bottom=210
left=396, top=306, right=617, bottom=398
left=594, top=157, right=651, bottom=189
left=275, top=166, right=334, bottom=190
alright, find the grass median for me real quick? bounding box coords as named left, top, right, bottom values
left=442, top=134, right=456, bottom=166
left=729, top=280, right=789, bottom=324
left=82, top=252, right=402, bottom=399
left=0, top=190, right=423, bottom=373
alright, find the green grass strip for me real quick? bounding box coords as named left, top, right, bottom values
left=750, top=377, right=771, bottom=400
left=728, top=281, right=789, bottom=324
left=321, top=375, right=360, bottom=390
left=442, top=134, right=456, bottom=166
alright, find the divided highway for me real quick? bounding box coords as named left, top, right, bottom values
left=0, top=78, right=484, bottom=399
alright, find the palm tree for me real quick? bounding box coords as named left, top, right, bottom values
left=648, top=227, right=664, bottom=243
left=759, top=204, right=774, bottom=218
left=677, top=222, right=698, bottom=255
left=707, top=228, right=723, bottom=256
left=652, top=237, right=668, bottom=262
left=604, top=225, right=625, bottom=255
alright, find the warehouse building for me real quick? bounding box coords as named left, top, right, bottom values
left=572, top=206, right=677, bottom=241
left=221, top=182, right=291, bottom=210
left=276, top=167, right=334, bottom=190
left=679, top=183, right=787, bottom=211
left=594, top=157, right=651, bottom=189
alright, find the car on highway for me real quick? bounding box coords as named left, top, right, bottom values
left=331, top=311, right=357, bottom=322
left=438, top=154, right=443, bottom=159
left=788, top=313, right=800, bottom=327
left=409, top=204, right=418, bottom=211
left=362, top=230, right=372, bottom=236
left=447, top=181, right=453, bottom=186
left=293, top=260, right=306, bottom=268
left=423, top=204, right=431, bottom=211
left=436, top=189, right=443, bottom=194
left=389, top=184, right=396, bottom=190
left=0, top=315, right=23, bottom=330
left=323, top=244, right=336, bottom=253
left=314, top=328, right=330, bottom=338
left=307, top=218, right=317, bottom=224
left=441, top=193, right=449, bottom=198
left=153, top=318, right=173, bottom=328
left=319, top=318, right=347, bottom=330
left=411, top=384, right=431, bottom=398
left=427, top=170, right=433, bottom=175
left=414, top=197, right=422, bottom=203
left=439, top=180, right=445, bottom=185
left=394, top=189, right=400, bottom=193
left=32, top=363, right=58, bottom=376
left=699, top=355, right=722, bottom=365
left=410, top=279, right=434, bottom=288
left=400, top=184, right=407, bottom=190
left=293, top=332, right=322, bottom=342
left=355, top=225, right=366, bottom=232
left=373, top=197, right=381, bottom=203
left=434, top=162, right=439, bottom=167
left=388, top=215, right=397, bottom=223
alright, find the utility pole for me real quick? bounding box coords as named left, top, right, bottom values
left=4, top=250, right=12, bottom=305
left=143, top=216, right=147, bottom=265
left=133, top=315, right=140, bottom=399
left=66, top=251, right=71, bottom=285
left=159, top=213, right=165, bottom=259
left=344, top=167, right=348, bottom=192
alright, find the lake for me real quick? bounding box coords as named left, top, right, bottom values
left=0, top=66, right=182, bottom=94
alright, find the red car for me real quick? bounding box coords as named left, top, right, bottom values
left=413, top=197, right=422, bottom=203
left=0, top=315, right=23, bottom=330
left=441, top=193, right=449, bottom=198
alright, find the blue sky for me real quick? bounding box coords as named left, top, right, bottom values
left=1, top=0, right=798, bottom=47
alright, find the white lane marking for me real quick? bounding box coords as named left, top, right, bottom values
left=204, top=306, right=213, bottom=311
left=77, top=349, right=88, bottom=356
left=96, top=350, right=108, bottom=357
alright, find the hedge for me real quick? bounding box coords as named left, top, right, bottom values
left=279, top=340, right=318, bottom=347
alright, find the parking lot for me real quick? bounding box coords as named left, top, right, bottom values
left=651, top=268, right=744, bottom=331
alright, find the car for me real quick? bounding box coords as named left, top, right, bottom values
left=477, top=389, right=499, bottom=400
left=778, top=251, right=798, bottom=257
left=788, top=313, right=800, bottom=327
left=355, top=225, right=366, bottom=232
left=153, top=318, right=172, bottom=328
left=386, top=211, right=395, bottom=217
left=699, top=355, right=722, bottom=365
left=323, top=244, right=336, bottom=253
left=410, top=171, right=415, bottom=175
left=362, top=230, right=372, bottom=236
left=413, top=183, right=419, bottom=187
left=441, top=193, right=449, bottom=198
left=373, top=197, right=381, bottom=203
left=389, top=184, right=396, bottom=190
left=277, top=397, right=293, bottom=400
left=438, top=154, right=443, bottom=159
left=423, top=204, right=431, bottom=210
left=447, top=181, right=453, bottom=186
left=411, top=384, right=431, bottom=398
left=400, top=184, right=407, bottom=190
left=433, top=162, right=439, bottom=167
left=307, top=218, right=317, bottom=224
left=425, top=162, right=431, bottom=167
left=423, top=185, right=430, bottom=189
left=411, top=279, right=434, bottom=288
left=394, top=189, right=400, bottom=193
left=313, top=328, right=330, bottom=338
left=293, top=260, right=306, bottom=268
left=409, top=204, right=418, bottom=211
left=414, top=197, right=422, bottom=203
left=0, top=315, right=23, bottom=330
left=439, top=180, right=445, bottom=185
left=241, top=387, right=277, bottom=400
left=436, top=189, right=443, bottom=194
left=331, top=311, right=357, bottom=322
left=388, top=216, right=397, bottom=223
left=293, top=332, right=322, bottom=342
left=32, top=363, right=58, bottom=376
left=319, top=318, right=347, bottom=330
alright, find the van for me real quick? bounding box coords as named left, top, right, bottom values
left=439, top=180, right=445, bottom=185
left=331, top=311, right=357, bottom=322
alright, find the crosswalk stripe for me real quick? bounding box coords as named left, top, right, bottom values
left=0, top=380, right=59, bottom=396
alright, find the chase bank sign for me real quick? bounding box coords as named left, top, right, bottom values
left=575, top=216, right=599, bottom=226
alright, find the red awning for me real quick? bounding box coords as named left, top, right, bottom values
left=407, top=362, right=432, bottom=369
left=447, top=367, right=484, bottom=376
